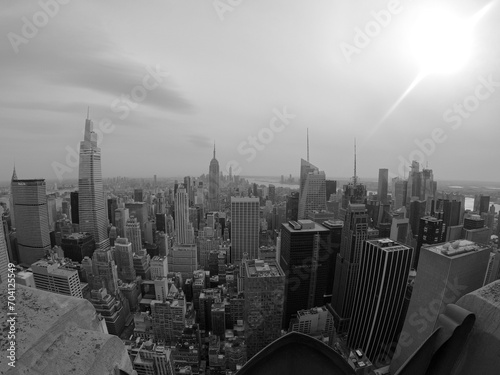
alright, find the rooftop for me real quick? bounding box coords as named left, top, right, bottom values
left=245, top=259, right=284, bottom=278
left=426, top=240, right=488, bottom=257
left=286, top=220, right=328, bottom=232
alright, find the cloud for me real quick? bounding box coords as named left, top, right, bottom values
left=187, top=134, right=213, bottom=149
left=0, top=1, right=195, bottom=115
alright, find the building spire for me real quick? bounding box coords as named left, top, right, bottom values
left=213, top=142, right=216, bottom=159
left=307, top=128, right=309, bottom=162
left=353, top=138, right=358, bottom=185
left=11, top=162, right=17, bottom=182
left=87, top=106, right=90, bottom=120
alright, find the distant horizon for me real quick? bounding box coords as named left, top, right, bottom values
left=3, top=175, right=500, bottom=188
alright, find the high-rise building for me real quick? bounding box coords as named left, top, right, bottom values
left=389, top=217, right=409, bottom=244
left=330, top=204, right=368, bottom=334
left=0, top=215, right=9, bottom=283
left=393, top=179, right=408, bottom=210
left=175, top=185, right=194, bottom=245
left=391, top=240, right=491, bottom=372
left=298, top=159, right=326, bottom=219
left=348, top=239, right=413, bottom=364
left=230, top=197, right=260, bottom=262
left=168, top=244, right=198, bottom=281
left=321, top=220, right=343, bottom=302
left=268, top=184, right=276, bottom=204
left=78, top=116, right=109, bottom=250
left=474, top=194, right=490, bottom=214
left=435, top=199, right=461, bottom=230
left=134, top=189, right=143, bottom=203
left=70, top=191, right=79, bottom=224
left=150, top=255, right=169, bottom=279
left=47, top=194, right=57, bottom=232
left=88, top=248, right=119, bottom=295
left=151, top=285, right=187, bottom=345
left=415, top=216, right=444, bottom=269
left=114, top=207, right=129, bottom=238
left=11, top=178, right=51, bottom=265
left=242, top=258, right=285, bottom=358
left=61, top=200, right=71, bottom=222
left=89, top=287, right=128, bottom=336
left=60, top=232, right=95, bottom=263
left=286, top=192, right=299, bottom=222
left=325, top=180, right=337, bottom=202
left=408, top=199, right=427, bottom=237
left=125, top=202, right=148, bottom=234
left=107, top=198, right=118, bottom=226
left=377, top=169, right=389, bottom=204
left=31, top=259, right=83, bottom=298
left=126, top=217, right=142, bottom=254
left=280, top=219, right=331, bottom=328
left=114, top=237, right=136, bottom=283
left=156, top=213, right=167, bottom=233
left=208, top=145, right=220, bottom=212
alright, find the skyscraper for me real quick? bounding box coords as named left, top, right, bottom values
left=391, top=240, right=491, bottom=372
left=230, top=197, right=259, bottom=262
left=242, top=258, right=285, bottom=358
left=114, top=207, right=129, bottom=238
left=280, top=219, right=331, bottom=328
left=325, top=180, right=337, bottom=202
left=60, top=232, right=95, bottom=263
left=208, top=144, right=220, bottom=212
left=322, top=220, right=343, bottom=302
left=126, top=217, right=142, bottom=254
left=134, top=188, right=143, bottom=202
left=377, top=168, right=389, bottom=204
left=88, top=248, right=119, bottom=295
left=415, top=216, right=444, bottom=269
left=347, top=239, right=413, bottom=364
left=11, top=178, right=51, bottom=265
left=330, top=204, right=368, bottom=334
left=393, top=179, right=408, bottom=210
left=0, top=213, right=10, bottom=283
left=78, top=115, right=109, bottom=250
left=286, top=192, right=299, bottom=222
left=298, top=159, right=326, bottom=219
left=70, top=191, right=79, bottom=224
left=114, top=237, right=136, bottom=283
left=175, top=185, right=194, bottom=245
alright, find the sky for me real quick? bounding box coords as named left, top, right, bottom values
left=1, top=0, right=500, bottom=183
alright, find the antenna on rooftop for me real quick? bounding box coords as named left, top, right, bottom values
left=307, top=128, right=310, bottom=162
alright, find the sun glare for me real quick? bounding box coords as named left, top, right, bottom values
left=410, top=8, right=474, bottom=75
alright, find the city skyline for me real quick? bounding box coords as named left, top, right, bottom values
left=2, top=0, right=500, bottom=182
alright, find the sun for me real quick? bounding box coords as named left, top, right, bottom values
left=409, top=7, right=474, bottom=75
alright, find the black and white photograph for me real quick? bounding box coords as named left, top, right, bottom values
left=1, top=0, right=500, bottom=374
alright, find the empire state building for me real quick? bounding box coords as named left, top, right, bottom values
left=78, top=115, right=110, bottom=250
left=208, top=144, right=219, bottom=212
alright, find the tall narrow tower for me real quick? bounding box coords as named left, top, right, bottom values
left=330, top=204, right=368, bottom=334
left=175, top=184, right=194, bottom=245
left=78, top=115, right=109, bottom=250
left=11, top=177, right=51, bottom=265
left=208, top=143, right=220, bottom=212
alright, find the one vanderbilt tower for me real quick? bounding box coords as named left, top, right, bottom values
left=78, top=113, right=110, bottom=250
